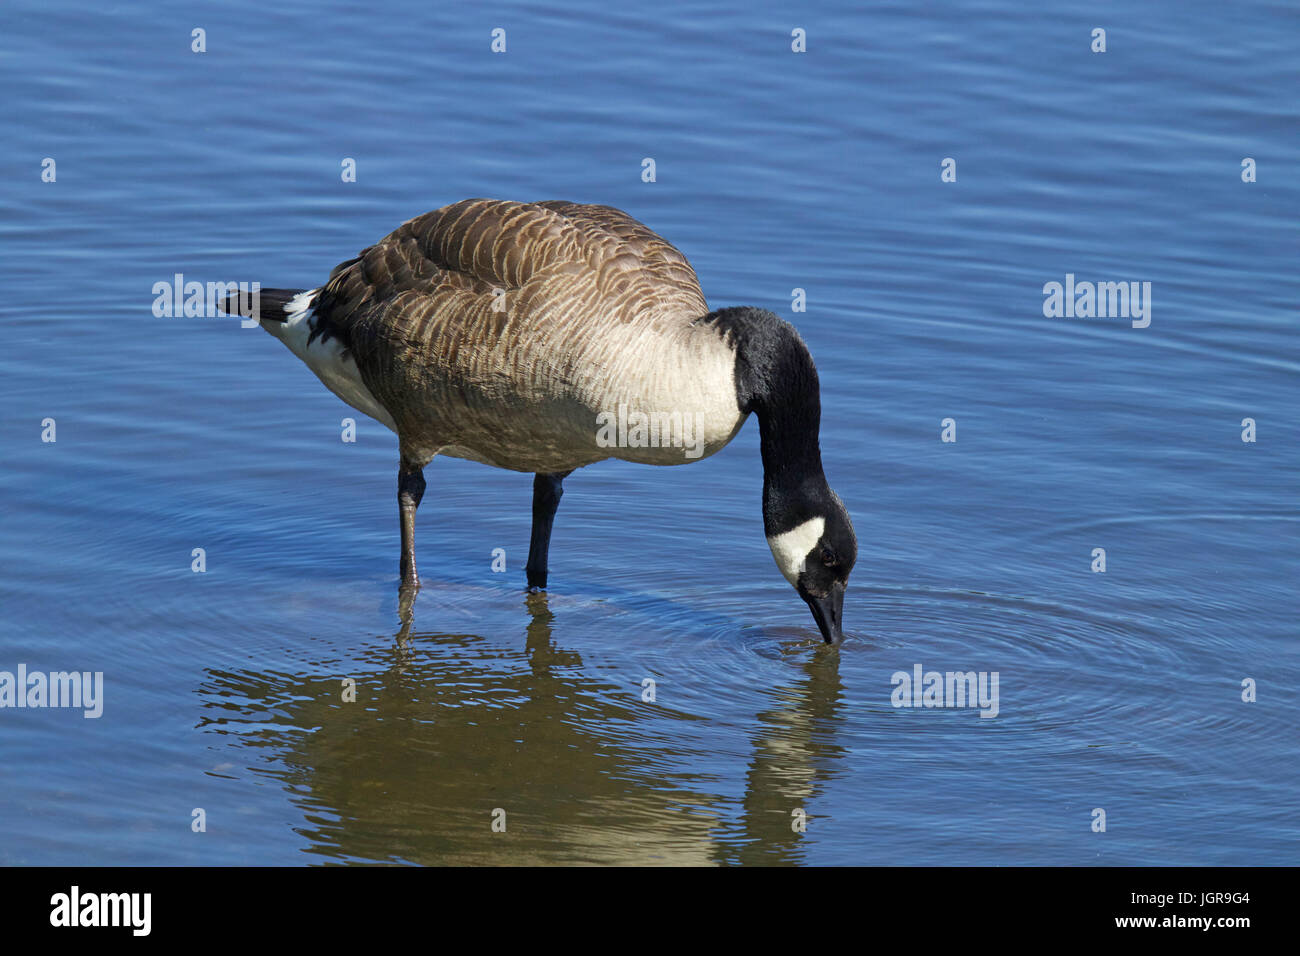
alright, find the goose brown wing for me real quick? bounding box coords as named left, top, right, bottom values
left=305, top=199, right=709, bottom=428
left=311, top=199, right=707, bottom=343
left=531, top=200, right=708, bottom=317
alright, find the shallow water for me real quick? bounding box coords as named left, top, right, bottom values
left=1, top=0, right=1296, bottom=865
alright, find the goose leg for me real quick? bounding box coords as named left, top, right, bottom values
left=525, top=471, right=570, bottom=591
left=398, top=459, right=426, bottom=589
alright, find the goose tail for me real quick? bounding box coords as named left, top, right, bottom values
left=217, top=287, right=310, bottom=324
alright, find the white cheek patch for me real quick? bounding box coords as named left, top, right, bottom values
left=767, top=516, right=825, bottom=586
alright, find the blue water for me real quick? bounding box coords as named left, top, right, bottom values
left=1, top=0, right=1296, bottom=865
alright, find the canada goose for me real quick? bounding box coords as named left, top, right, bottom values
left=219, top=199, right=857, bottom=643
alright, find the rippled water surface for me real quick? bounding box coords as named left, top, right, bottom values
left=1, top=0, right=1296, bottom=865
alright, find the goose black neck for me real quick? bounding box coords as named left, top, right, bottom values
left=700, top=307, right=829, bottom=532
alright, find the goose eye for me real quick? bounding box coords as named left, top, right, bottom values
left=821, top=548, right=837, bottom=567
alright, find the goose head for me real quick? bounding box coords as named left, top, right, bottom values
left=708, top=304, right=858, bottom=644
left=766, top=488, right=857, bottom=645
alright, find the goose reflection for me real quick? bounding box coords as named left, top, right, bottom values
left=197, top=587, right=849, bottom=865
left=714, top=645, right=848, bottom=865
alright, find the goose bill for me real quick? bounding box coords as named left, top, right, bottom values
left=804, top=581, right=845, bottom=645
